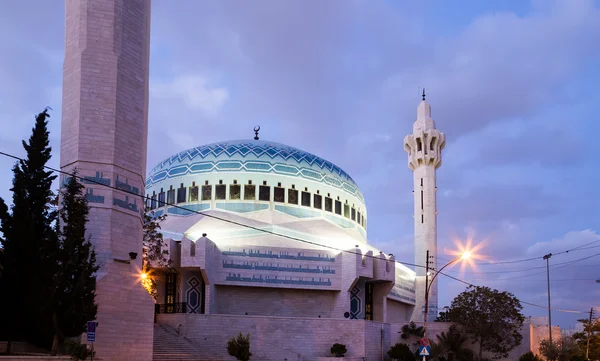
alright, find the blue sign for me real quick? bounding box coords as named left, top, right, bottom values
left=418, top=345, right=431, bottom=356
left=86, top=321, right=97, bottom=342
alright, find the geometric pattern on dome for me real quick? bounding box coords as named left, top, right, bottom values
left=147, top=140, right=364, bottom=202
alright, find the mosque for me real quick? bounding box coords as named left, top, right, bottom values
left=53, top=1, right=533, bottom=360
left=144, top=94, right=444, bottom=325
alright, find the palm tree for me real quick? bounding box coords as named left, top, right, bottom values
left=436, top=325, right=472, bottom=361
left=401, top=321, right=425, bottom=342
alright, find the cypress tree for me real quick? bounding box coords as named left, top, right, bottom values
left=49, top=172, right=98, bottom=355
left=0, top=109, right=57, bottom=352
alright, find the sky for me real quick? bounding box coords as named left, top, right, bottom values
left=0, top=0, right=599, bottom=329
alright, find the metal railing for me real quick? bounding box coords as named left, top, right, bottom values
left=155, top=302, right=188, bottom=315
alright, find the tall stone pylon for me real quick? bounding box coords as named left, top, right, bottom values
left=60, top=0, right=153, bottom=359
left=404, top=90, right=446, bottom=322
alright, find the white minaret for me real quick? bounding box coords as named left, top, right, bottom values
left=404, top=89, right=446, bottom=322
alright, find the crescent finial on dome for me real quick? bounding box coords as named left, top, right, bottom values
left=254, top=125, right=261, bottom=140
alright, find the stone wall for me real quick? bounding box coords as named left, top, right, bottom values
left=158, top=313, right=380, bottom=360
left=386, top=300, right=411, bottom=324
left=214, top=285, right=338, bottom=318
left=530, top=325, right=562, bottom=357
left=155, top=315, right=536, bottom=361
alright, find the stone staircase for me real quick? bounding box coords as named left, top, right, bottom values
left=153, top=323, right=227, bottom=361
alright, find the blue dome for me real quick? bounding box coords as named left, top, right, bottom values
left=146, top=140, right=364, bottom=201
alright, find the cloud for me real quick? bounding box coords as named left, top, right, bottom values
left=452, top=120, right=580, bottom=168
left=151, top=75, right=229, bottom=117
left=383, top=0, right=600, bottom=138
left=440, top=184, right=564, bottom=223
left=526, top=229, right=600, bottom=255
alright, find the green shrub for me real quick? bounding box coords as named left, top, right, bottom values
left=388, top=343, right=415, bottom=361
left=519, top=351, right=543, bottom=361
left=65, top=340, right=94, bottom=360
left=227, top=333, right=252, bottom=361
left=330, top=343, right=347, bottom=357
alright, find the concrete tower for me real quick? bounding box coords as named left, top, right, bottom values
left=60, top=0, right=153, bottom=360
left=404, top=90, right=446, bottom=322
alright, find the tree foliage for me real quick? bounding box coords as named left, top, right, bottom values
left=435, top=310, right=453, bottom=322
left=387, top=343, right=415, bottom=361
left=0, top=109, right=57, bottom=352
left=572, top=317, right=600, bottom=360
left=435, top=324, right=474, bottom=361
left=141, top=208, right=170, bottom=299
left=539, top=336, right=582, bottom=361
left=448, top=285, right=525, bottom=360
left=400, top=321, right=425, bottom=344
left=227, top=333, right=252, bottom=361
left=330, top=343, right=347, bottom=357
left=519, top=351, right=543, bottom=361
left=49, top=173, right=98, bottom=355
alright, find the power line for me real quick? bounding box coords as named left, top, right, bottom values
left=0, top=150, right=425, bottom=270
left=0, top=149, right=591, bottom=314
left=466, top=240, right=600, bottom=267
left=438, top=271, right=585, bottom=314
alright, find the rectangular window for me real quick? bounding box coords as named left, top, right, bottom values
left=417, top=138, right=422, bottom=152
left=351, top=208, right=356, bottom=221
left=325, top=197, right=333, bottom=212
left=288, top=189, right=298, bottom=205
left=150, top=195, right=157, bottom=210
left=215, top=184, right=226, bottom=200
left=190, top=186, right=199, bottom=202
left=158, top=191, right=166, bottom=207
left=430, top=136, right=436, bottom=151
left=301, top=191, right=311, bottom=207
left=313, top=194, right=322, bottom=209
left=344, top=204, right=350, bottom=218
left=167, top=188, right=175, bottom=205
left=357, top=211, right=361, bottom=224
left=201, top=185, right=212, bottom=201
left=335, top=200, right=342, bottom=215
left=259, top=185, right=270, bottom=201
left=230, top=184, right=241, bottom=200
left=244, top=184, right=256, bottom=200
left=421, top=214, right=424, bottom=223
left=274, top=187, right=285, bottom=203
left=177, top=186, right=186, bottom=203
left=421, top=190, right=424, bottom=210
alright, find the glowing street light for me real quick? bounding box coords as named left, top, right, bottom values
left=423, top=247, right=477, bottom=338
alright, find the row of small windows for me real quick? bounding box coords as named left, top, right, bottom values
left=146, top=180, right=366, bottom=229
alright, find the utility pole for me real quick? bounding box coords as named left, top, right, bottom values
left=587, top=307, right=594, bottom=361
left=543, top=253, right=553, bottom=343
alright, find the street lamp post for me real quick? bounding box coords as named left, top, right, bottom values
left=543, top=253, right=553, bottom=344
left=423, top=251, right=471, bottom=337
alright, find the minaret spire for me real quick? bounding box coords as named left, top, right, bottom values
left=403, top=94, right=446, bottom=322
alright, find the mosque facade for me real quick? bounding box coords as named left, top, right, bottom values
left=145, top=138, right=419, bottom=323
